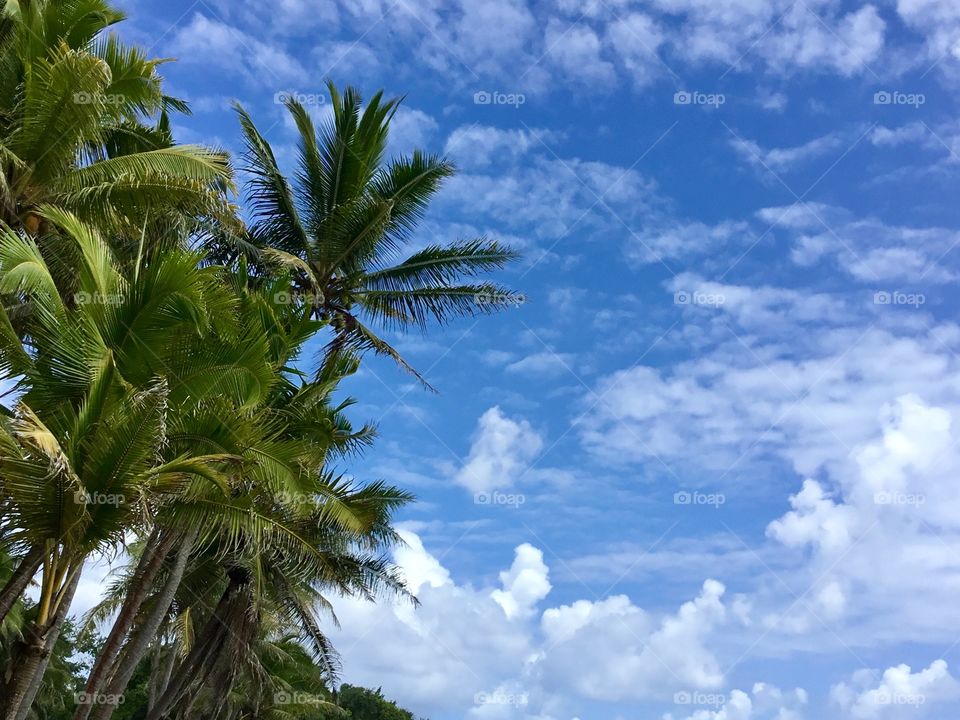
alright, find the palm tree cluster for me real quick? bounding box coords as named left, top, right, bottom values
left=0, top=1, right=519, bottom=718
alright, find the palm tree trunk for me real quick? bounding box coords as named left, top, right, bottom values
left=1, top=568, right=81, bottom=720
left=0, top=546, right=43, bottom=624
left=142, top=608, right=224, bottom=720
left=89, top=527, right=196, bottom=720
left=74, top=529, right=174, bottom=720
left=145, top=568, right=251, bottom=720
left=147, top=640, right=177, bottom=712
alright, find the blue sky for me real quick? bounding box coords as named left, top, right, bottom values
left=86, top=0, right=960, bottom=717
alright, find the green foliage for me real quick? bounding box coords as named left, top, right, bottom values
left=233, top=83, right=521, bottom=389
left=328, top=685, right=416, bottom=720
left=0, top=1, right=517, bottom=717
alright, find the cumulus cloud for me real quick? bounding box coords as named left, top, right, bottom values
left=766, top=479, right=858, bottom=553
left=329, top=531, right=735, bottom=718
left=580, top=266, right=960, bottom=648
left=455, top=407, right=543, bottom=493
left=830, top=660, right=959, bottom=718
left=665, top=682, right=807, bottom=720
left=490, top=544, right=551, bottom=619
left=541, top=579, right=727, bottom=701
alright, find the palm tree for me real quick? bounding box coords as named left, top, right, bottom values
left=232, top=82, right=520, bottom=386
left=80, top=278, right=412, bottom=720
left=0, top=208, right=268, bottom=719
left=0, top=0, right=234, bottom=236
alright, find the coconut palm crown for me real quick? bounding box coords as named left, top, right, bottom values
left=233, top=82, right=521, bottom=387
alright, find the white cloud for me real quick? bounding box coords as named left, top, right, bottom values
left=652, top=0, right=884, bottom=75
left=757, top=90, right=788, bottom=112
left=790, top=220, right=960, bottom=283
left=455, top=407, right=543, bottom=493
left=766, top=479, right=858, bottom=554
left=167, top=14, right=307, bottom=86
left=329, top=532, right=737, bottom=717
left=440, top=153, right=660, bottom=243
left=544, top=20, right=617, bottom=86
left=541, top=579, right=727, bottom=701
left=505, top=351, right=576, bottom=378
left=444, top=126, right=557, bottom=168
left=490, top=544, right=552, bottom=619
left=580, top=270, right=960, bottom=648
left=626, top=220, right=751, bottom=265
left=754, top=203, right=850, bottom=231
left=870, top=122, right=930, bottom=148
left=751, top=204, right=960, bottom=283
left=665, top=682, right=807, bottom=720
left=896, top=0, right=960, bottom=69
left=388, top=107, right=439, bottom=154
left=606, top=12, right=665, bottom=86
left=730, top=132, right=847, bottom=174
left=395, top=528, right=452, bottom=594
left=831, top=660, right=959, bottom=718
